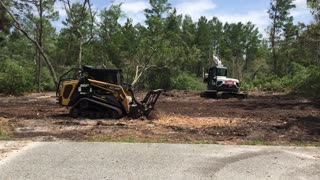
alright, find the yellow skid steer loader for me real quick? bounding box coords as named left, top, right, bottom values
left=56, top=66, right=162, bottom=119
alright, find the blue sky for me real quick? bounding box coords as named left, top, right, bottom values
left=54, top=0, right=314, bottom=37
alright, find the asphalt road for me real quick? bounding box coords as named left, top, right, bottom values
left=0, top=142, right=320, bottom=180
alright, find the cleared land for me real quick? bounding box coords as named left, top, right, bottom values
left=0, top=91, right=319, bottom=145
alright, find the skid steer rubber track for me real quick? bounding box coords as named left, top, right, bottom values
left=69, top=97, right=123, bottom=119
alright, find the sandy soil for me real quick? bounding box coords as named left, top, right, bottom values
left=0, top=91, right=319, bottom=145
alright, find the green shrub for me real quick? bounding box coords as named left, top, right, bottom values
left=295, top=66, right=320, bottom=97
left=0, top=60, right=34, bottom=95
left=172, top=72, right=206, bottom=90
left=40, top=67, right=55, bottom=91
left=245, top=63, right=320, bottom=96
left=0, top=130, right=10, bottom=140
left=146, top=68, right=173, bottom=89
left=240, top=81, right=255, bottom=91
left=248, top=75, right=287, bottom=92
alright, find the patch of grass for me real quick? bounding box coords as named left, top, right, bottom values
left=194, top=140, right=218, bottom=144
left=87, top=134, right=221, bottom=144
left=157, top=137, right=169, bottom=143
left=122, top=136, right=138, bottom=143
left=246, top=139, right=271, bottom=146
left=238, top=140, right=320, bottom=147
left=0, top=130, right=10, bottom=140
left=290, top=141, right=320, bottom=147
left=87, top=135, right=145, bottom=143
left=86, top=135, right=112, bottom=142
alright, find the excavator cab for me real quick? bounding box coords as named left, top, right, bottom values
left=204, top=66, right=228, bottom=82
left=56, top=66, right=162, bottom=119
left=207, top=66, right=239, bottom=92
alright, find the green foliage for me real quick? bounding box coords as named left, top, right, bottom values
left=0, top=1, right=11, bottom=43
left=307, top=0, right=320, bottom=21
left=247, top=139, right=271, bottom=146
left=268, top=0, right=296, bottom=75
left=240, top=81, right=255, bottom=91
left=99, top=4, right=124, bottom=67
left=221, top=22, right=261, bottom=79
left=146, top=68, right=173, bottom=89
left=244, top=75, right=286, bottom=92
left=295, top=66, right=320, bottom=96
left=40, top=67, right=55, bottom=91
left=0, top=60, right=34, bottom=95
left=0, top=130, right=10, bottom=140
left=242, top=63, right=320, bottom=96
left=172, top=72, right=206, bottom=90
left=243, top=75, right=285, bottom=92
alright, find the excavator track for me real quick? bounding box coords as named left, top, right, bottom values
left=201, top=90, right=248, bottom=99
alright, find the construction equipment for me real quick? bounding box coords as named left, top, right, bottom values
left=56, top=65, right=162, bottom=119
left=200, top=56, right=248, bottom=99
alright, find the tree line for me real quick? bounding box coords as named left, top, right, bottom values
left=0, top=0, right=319, bottom=95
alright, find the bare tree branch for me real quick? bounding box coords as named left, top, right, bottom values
left=83, top=0, right=95, bottom=44
left=131, top=49, right=160, bottom=86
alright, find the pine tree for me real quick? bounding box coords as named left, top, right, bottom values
left=268, top=0, right=296, bottom=75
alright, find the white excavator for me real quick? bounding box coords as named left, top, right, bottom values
left=200, top=55, right=248, bottom=99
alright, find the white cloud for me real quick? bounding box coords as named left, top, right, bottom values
left=294, top=0, right=308, bottom=8
left=54, top=1, right=67, bottom=18
left=219, top=11, right=268, bottom=26
left=218, top=11, right=269, bottom=36
left=174, top=0, right=268, bottom=37
left=175, top=0, right=217, bottom=20
left=292, top=0, right=309, bottom=16
left=121, top=1, right=150, bottom=14
left=291, top=0, right=313, bottom=23
left=111, top=0, right=150, bottom=25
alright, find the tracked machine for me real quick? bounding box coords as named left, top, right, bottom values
left=56, top=66, right=162, bottom=119
left=201, top=56, right=248, bottom=99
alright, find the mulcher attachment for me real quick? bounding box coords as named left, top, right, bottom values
left=128, top=89, right=163, bottom=119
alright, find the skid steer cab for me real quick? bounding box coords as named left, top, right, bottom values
left=56, top=65, right=162, bottom=119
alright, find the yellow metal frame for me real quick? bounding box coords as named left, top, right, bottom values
left=88, top=79, right=132, bottom=113
left=60, top=80, right=79, bottom=106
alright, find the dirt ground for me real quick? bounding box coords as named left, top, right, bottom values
left=0, top=90, right=320, bottom=145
